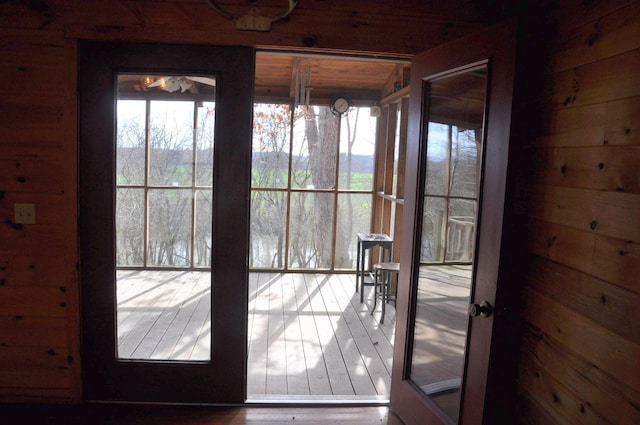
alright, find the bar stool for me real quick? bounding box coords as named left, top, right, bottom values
left=371, top=262, right=400, bottom=324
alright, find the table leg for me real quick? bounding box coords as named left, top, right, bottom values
left=356, top=240, right=361, bottom=294
left=381, top=270, right=387, bottom=324
left=359, top=245, right=366, bottom=303
left=371, top=268, right=379, bottom=314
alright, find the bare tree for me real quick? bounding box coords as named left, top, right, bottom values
left=304, top=106, right=338, bottom=268
left=334, top=108, right=360, bottom=268
left=250, top=104, right=291, bottom=268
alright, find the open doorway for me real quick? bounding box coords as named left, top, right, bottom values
left=246, top=52, right=410, bottom=400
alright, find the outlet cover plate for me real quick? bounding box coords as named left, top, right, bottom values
left=14, top=203, right=36, bottom=224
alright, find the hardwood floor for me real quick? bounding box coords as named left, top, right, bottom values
left=116, top=271, right=396, bottom=399
left=0, top=404, right=406, bottom=425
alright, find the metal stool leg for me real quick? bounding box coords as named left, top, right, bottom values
left=371, top=267, right=386, bottom=324
left=371, top=268, right=379, bottom=314
left=380, top=269, right=387, bottom=324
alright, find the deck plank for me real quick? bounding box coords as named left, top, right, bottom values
left=148, top=274, right=204, bottom=359
left=335, top=274, right=396, bottom=379
left=265, top=273, right=288, bottom=394
left=303, top=274, right=354, bottom=395
left=319, top=274, right=378, bottom=396
left=119, top=272, right=198, bottom=358
left=329, top=274, right=392, bottom=395
left=281, top=274, right=311, bottom=395
left=172, top=272, right=211, bottom=360
left=291, top=273, right=332, bottom=396
left=116, top=271, right=398, bottom=399
left=189, top=309, right=211, bottom=360
left=117, top=270, right=166, bottom=329
left=247, top=273, right=273, bottom=395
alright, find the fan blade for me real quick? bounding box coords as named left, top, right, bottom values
left=147, top=77, right=166, bottom=88
left=187, top=76, right=216, bottom=87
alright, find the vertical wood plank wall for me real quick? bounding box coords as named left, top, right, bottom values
left=516, top=1, right=640, bottom=424
left=0, top=3, right=638, bottom=424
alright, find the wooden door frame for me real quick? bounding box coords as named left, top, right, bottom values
left=391, top=19, right=527, bottom=424
left=79, top=41, right=254, bottom=403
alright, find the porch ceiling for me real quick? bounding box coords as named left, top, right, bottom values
left=254, top=52, right=410, bottom=104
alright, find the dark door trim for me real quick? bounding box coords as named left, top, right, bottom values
left=79, top=41, right=254, bottom=403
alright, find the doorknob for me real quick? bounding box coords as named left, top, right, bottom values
left=469, top=301, right=493, bottom=318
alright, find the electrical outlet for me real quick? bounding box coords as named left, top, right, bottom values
left=14, top=203, right=36, bottom=224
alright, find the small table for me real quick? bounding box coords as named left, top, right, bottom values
left=356, top=233, right=393, bottom=303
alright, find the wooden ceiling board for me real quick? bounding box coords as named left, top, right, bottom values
left=255, top=52, right=407, bottom=102
left=21, top=0, right=492, bottom=103
left=58, top=0, right=484, bottom=55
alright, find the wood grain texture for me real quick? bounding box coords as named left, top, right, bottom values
left=0, top=316, right=67, bottom=347
left=0, top=27, right=79, bottom=402
left=526, top=256, right=640, bottom=345
left=523, top=287, right=640, bottom=394
left=518, top=358, right=609, bottom=425
left=549, top=0, right=640, bottom=72
left=520, top=325, right=640, bottom=425
left=545, top=48, right=640, bottom=110
left=0, top=251, right=67, bottom=287
left=517, top=2, right=640, bottom=420
left=543, top=0, right=637, bottom=35
left=523, top=184, right=640, bottom=239
left=0, top=404, right=406, bottom=425
left=527, top=218, right=639, bottom=291
left=0, top=0, right=483, bottom=56
left=529, top=146, right=640, bottom=193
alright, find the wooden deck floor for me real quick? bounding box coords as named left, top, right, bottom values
left=116, top=271, right=395, bottom=400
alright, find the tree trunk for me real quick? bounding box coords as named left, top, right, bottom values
left=304, top=107, right=338, bottom=268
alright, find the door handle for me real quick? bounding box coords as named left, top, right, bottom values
left=469, top=301, right=493, bottom=318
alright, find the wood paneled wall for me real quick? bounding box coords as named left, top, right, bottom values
left=1, top=2, right=639, bottom=423
left=515, top=1, right=640, bottom=424
left=0, top=27, right=80, bottom=402
left=0, top=0, right=481, bottom=402
left=0, top=0, right=482, bottom=404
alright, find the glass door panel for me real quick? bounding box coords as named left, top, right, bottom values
left=409, top=65, right=487, bottom=422
left=115, top=75, right=216, bottom=361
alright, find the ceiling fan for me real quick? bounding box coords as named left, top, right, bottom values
left=147, top=76, right=217, bottom=93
